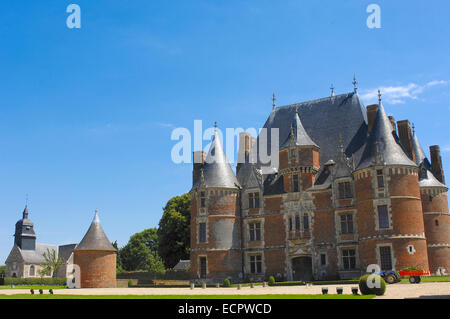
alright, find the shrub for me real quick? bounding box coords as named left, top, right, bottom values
left=223, top=278, right=231, bottom=287
left=128, top=279, right=134, bottom=287
left=268, top=276, right=275, bottom=286
left=3, top=277, right=66, bottom=286
left=359, top=274, right=386, bottom=296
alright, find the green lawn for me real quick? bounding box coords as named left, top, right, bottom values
left=0, top=294, right=375, bottom=299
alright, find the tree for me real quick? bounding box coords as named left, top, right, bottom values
left=119, top=228, right=164, bottom=274
left=112, top=241, right=123, bottom=273
left=157, top=193, right=191, bottom=268
left=0, top=265, right=6, bottom=276
left=39, top=248, right=64, bottom=277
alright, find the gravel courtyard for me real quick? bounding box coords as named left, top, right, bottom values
left=1, top=282, right=450, bottom=299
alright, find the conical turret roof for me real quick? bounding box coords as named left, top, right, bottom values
left=281, top=110, right=319, bottom=149
left=74, top=210, right=117, bottom=252
left=194, top=126, right=240, bottom=189
left=412, top=132, right=447, bottom=189
left=357, top=101, right=416, bottom=170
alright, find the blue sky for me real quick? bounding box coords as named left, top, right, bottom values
left=1, top=1, right=449, bottom=263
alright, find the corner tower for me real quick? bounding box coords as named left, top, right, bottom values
left=412, top=130, right=450, bottom=274
left=190, top=124, right=242, bottom=283
left=353, top=92, right=429, bottom=272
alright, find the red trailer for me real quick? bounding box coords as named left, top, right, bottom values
left=398, top=270, right=430, bottom=284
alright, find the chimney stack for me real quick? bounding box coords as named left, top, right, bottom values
left=396, top=120, right=415, bottom=162
left=193, top=151, right=206, bottom=186
left=366, top=104, right=378, bottom=134
left=388, top=116, right=397, bottom=134
left=237, top=132, right=256, bottom=175
left=430, top=145, right=445, bottom=184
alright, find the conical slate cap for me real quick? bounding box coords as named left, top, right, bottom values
left=74, top=210, right=117, bottom=252
left=412, top=132, right=447, bottom=188
left=195, top=126, right=240, bottom=189
left=357, top=102, right=416, bottom=169
left=281, top=111, right=318, bottom=149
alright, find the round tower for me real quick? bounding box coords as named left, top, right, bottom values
left=412, top=132, right=450, bottom=274
left=354, top=94, right=429, bottom=272
left=73, top=210, right=117, bottom=288
left=190, top=124, right=242, bottom=283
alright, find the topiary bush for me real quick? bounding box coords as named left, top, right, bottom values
left=268, top=276, right=275, bottom=286
left=128, top=279, right=134, bottom=287
left=223, top=278, right=231, bottom=287
left=359, top=274, right=386, bottom=296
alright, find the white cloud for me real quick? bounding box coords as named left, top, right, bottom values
left=360, top=80, right=448, bottom=105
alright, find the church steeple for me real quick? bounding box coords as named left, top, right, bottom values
left=14, top=205, right=36, bottom=250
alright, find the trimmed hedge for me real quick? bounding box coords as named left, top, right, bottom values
left=3, top=277, right=67, bottom=286
left=268, top=281, right=306, bottom=287
left=359, top=274, right=386, bottom=296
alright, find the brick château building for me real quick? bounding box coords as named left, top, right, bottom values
left=189, top=86, right=449, bottom=282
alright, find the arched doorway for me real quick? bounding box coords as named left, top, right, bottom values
left=291, top=257, right=313, bottom=281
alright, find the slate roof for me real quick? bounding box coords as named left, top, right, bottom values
left=260, top=93, right=368, bottom=169
left=20, top=243, right=58, bottom=264
left=412, top=133, right=447, bottom=189
left=280, top=110, right=319, bottom=149
left=357, top=102, right=416, bottom=169
left=173, top=260, right=191, bottom=271
left=193, top=128, right=240, bottom=189
left=74, top=211, right=117, bottom=252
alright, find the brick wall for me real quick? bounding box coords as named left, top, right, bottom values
left=73, top=250, right=116, bottom=288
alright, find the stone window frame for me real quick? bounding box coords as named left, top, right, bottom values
left=246, top=251, right=265, bottom=275
left=246, top=218, right=264, bottom=243
left=337, top=245, right=359, bottom=271
left=29, top=265, right=35, bottom=277
left=373, top=198, right=393, bottom=231
left=197, top=255, right=208, bottom=278
left=372, top=167, right=390, bottom=198
left=375, top=243, right=396, bottom=271
left=247, top=189, right=261, bottom=209
left=196, top=217, right=208, bottom=244
left=292, top=174, right=300, bottom=193
left=333, top=177, right=355, bottom=205
left=337, top=180, right=353, bottom=199
left=335, top=209, right=357, bottom=236
left=303, top=212, right=310, bottom=230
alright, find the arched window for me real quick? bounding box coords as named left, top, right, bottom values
left=29, top=265, right=35, bottom=277
left=435, top=220, right=439, bottom=226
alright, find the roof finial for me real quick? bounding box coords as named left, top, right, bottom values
left=272, top=93, right=276, bottom=109
left=330, top=84, right=335, bottom=97
left=214, top=121, right=218, bottom=132
left=378, top=89, right=382, bottom=104
left=412, top=122, right=415, bottom=136
left=93, top=209, right=100, bottom=223
left=353, top=75, right=358, bottom=93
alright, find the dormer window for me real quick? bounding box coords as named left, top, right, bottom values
left=290, top=148, right=296, bottom=158
left=338, top=181, right=352, bottom=199
left=248, top=192, right=260, bottom=209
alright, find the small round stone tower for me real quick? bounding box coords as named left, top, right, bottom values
left=354, top=94, right=429, bottom=272
left=190, top=123, right=242, bottom=283
left=412, top=131, right=450, bottom=274
left=73, top=210, right=117, bottom=288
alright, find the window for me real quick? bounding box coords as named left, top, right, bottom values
left=379, top=246, right=393, bottom=271
left=290, top=148, right=296, bottom=158
left=303, top=213, right=309, bottom=230
left=289, top=217, right=293, bottom=231
left=250, top=255, right=262, bottom=274
left=340, top=214, right=354, bottom=234
left=377, top=170, right=384, bottom=189
left=342, top=249, right=356, bottom=270
left=199, top=223, right=207, bottom=243
left=435, top=220, right=439, bottom=226
left=378, top=205, right=389, bottom=229
left=29, top=265, right=35, bottom=277
left=249, top=223, right=261, bottom=241
left=199, top=257, right=207, bottom=279
left=292, top=174, right=299, bottom=192
left=295, top=215, right=300, bottom=231
left=320, top=254, right=327, bottom=266
left=200, top=192, right=206, bottom=208
left=248, top=192, right=260, bottom=209
left=338, top=182, right=352, bottom=199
